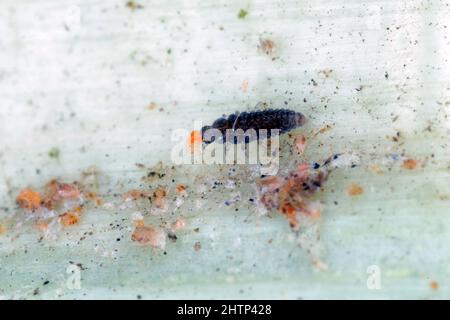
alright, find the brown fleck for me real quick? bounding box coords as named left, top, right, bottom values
left=147, top=102, right=158, bottom=111
left=153, top=187, right=167, bottom=209
left=85, top=192, right=103, bottom=207
left=401, top=159, right=418, bottom=170
left=312, top=124, right=332, bottom=137
left=319, top=69, right=333, bottom=78
left=126, top=1, right=143, bottom=10
left=176, top=184, right=186, bottom=194
left=193, top=241, right=201, bottom=251
left=259, top=38, right=278, bottom=58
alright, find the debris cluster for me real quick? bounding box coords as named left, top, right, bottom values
left=13, top=168, right=102, bottom=236
left=5, top=111, right=367, bottom=272
left=258, top=163, right=328, bottom=230
left=258, top=38, right=278, bottom=59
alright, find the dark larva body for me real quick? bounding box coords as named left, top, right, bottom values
left=201, top=108, right=306, bottom=144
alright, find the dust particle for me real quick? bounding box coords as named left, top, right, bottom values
left=48, top=147, right=60, bottom=159
left=193, top=241, right=202, bottom=251
left=147, top=102, right=158, bottom=111
left=241, top=79, right=249, bottom=92
left=126, top=1, right=143, bottom=10
left=237, top=9, right=248, bottom=19
left=370, top=164, right=383, bottom=174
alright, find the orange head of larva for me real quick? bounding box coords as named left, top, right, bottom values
left=187, top=130, right=203, bottom=153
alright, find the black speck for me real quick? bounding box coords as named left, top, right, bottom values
left=168, top=232, right=177, bottom=242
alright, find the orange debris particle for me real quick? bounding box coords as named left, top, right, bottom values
left=85, top=192, right=103, bottom=206
left=16, top=188, right=42, bottom=210
left=430, top=281, right=439, bottom=290
left=36, top=221, right=49, bottom=233
left=347, top=183, right=364, bottom=196
left=241, top=79, right=249, bottom=92
left=153, top=188, right=167, bottom=209
left=133, top=218, right=145, bottom=227
left=280, top=203, right=300, bottom=230
left=45, top=180, right=81, bottom=203
left=402, top=159, right=418, bottom=170
left=147, top=102, right=158, bottom=110
left=0, top=224, right=6, bottom=235
left=295, top=135, right=307, bottom=155
left=370, top=164, right=383, bottom=174
left=131, top=225, right=166, bottom=249
left=313, top=124, right=332, bottom=137
left=59, top=211, right=80, bottom=227
left=177, top=184, right=186, bottom=193
left=171, top=218, right=186, bottom=231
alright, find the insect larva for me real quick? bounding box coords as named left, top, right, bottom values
left=201, top=108, right=306, bottom=144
